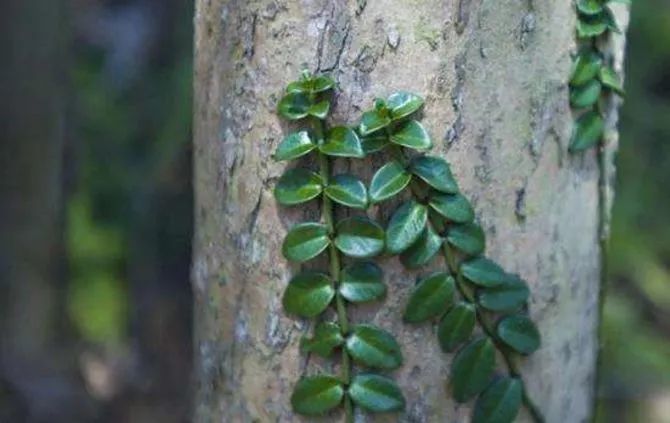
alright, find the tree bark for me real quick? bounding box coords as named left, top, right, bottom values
left=192, top=1, right=628, bottom=422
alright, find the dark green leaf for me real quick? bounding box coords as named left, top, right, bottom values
left=319, top=126, right=365, bottom=158
left=386, top=200, right=428, bottom=254
left=324, top=174, right=368, bottom=209
left=497, top=315, right=541, bottom=355
left=451, top=337, right=496, bottom=402
left=308, top=100, right=330, bottom=119
left=369, top=161, right=412, bottom=203
left=599, top=65, right=625, bottom=96
left=339, top=261, right=386, bottom=303
left=570, top=79, right=602, bottom=108
left=291, top=374, right=344, bottom=415
left=387, top=91, right=424, bottom=120
left=438, top=302, right=476, bottom=352
left=576, top=0, right=604, bottom=15
left=282, top=271, right=334, bottom=317
left=278, top=92, right=311, bottom=120
left=473, top=377, right=523, bottom=423
left=348, top=374, right=405, bottom=413
left=274, top=168, right=323, bottom=205
left=477, top=275, right=529, bottom=312
left=274, top=131, right=316, bottom=161
left=429, top=192, right=475, bottom=223
left=346, top=324, right=403, bottom=370
left=282, top=222, right=330, bottom=262
left=311, top=75, right=336, bottom=93
left=569, top=110, right=604, bottom=152
left=359, top=109, right=391, bottom=136
left=410, top=155, right=459, bottom=194
left=446, top=223, right=485, bottom=257
left=361, top=132, right=389, bottom=154
left=390, top=120, right=432, bottom=150
left=403, top=272, right=455, bottom=323
left=460, top=257, right=508, bottom=287
left=286, top=75, right=335, bottom=94
left=334, top=216, right=385, bottom=258
left=301, top=322, right=344, bottom=357
left=576, top=13, right=608, bottom=38
left=570, top=51, right=603, bottom=86
left=400, top=225, right=443, bottom=269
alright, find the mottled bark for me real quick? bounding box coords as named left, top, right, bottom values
left=192, top=1, right=628, bottom=422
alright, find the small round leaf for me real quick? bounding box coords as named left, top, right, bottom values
left=497, top=315, right=541, bottom=355
left=576, top=13, right=608, bottom=38
left=334, top=216, right=385, bottom=258
left=477, top=275, right=529, bottom=312
left=460, top=257, right=509, bottom=288
left=429, top=192, right=475, bottom=223
left=308, top=100, right=331, bottom=119
left=359, top=109, right=391, bottom=136
left=403, top=272, right=455, bottom=323
left=576, top=0, right=604, bottom=16
left=274, top=131, right=316, bottom=161
left=446, top=222, right=486, bottom=257
left=410, top=155, right=459, bottom=194
left=361, top=133, right=389, bottom=154
left=282, top=271, right=335, bottom=317
left=319, top=126, right=365, bottom=158
left=451, top=337, right=496, bottom=403
left=400, top=225, right=443, bottom=269
left=348, top=374, right=405, bottom=413
left=324, top=174, right=368, bottom=209
left=291, top=374, right=344, bottom=415
left=386, top=200, right=428, bottom=254
left=386, top=91, right=424, bottom=120
left=438, top=302, right=476, bottom=352
left=473, top=377, right=523, bottom=423
left=599, top=65, right=624, bottom=96
left=390, top=120, right=432, bottom=150
left=570, top=51, right=603, bottom=87
left=340, top=261, right=386, bottom=303
left=346, top=324, right=403, bottom=370
left=278, top=92, right=311, bottom=120
left=301, top=322, right=344, bottom=357
left=369, top=161, right=412, bottom=204
left=570, top=79, right=602, bottom=108
left=569, top=110, right=604, bottom=152
left=282, top=222, right=330, bottom=262
left=274, top=168, right=323, bottom=205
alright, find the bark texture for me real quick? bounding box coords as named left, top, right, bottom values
left=192, top=1, right=628, bottom=421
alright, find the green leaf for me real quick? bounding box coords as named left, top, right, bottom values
left=282, top=222, right=330, bottom=262
left=569, top=110, right=604, bottom=152
left=339, top=261, right=386, bottom=303
left=274, top=168, right=323, bottom=206
left=319, top=126, right=365, bottom=158
left=301, top=322, right=344, bottom=357
left=346, top=324, right=403, bottom=370
left=311, top=75, right=336, bottom=93
left=390, top=120, right=432, bottom=150
left=324, top=174, right=368, bottom=209
left=291, top=374, right=344, bottom=415
left=438, top=302, right=476, bottom=352
left=576, top=0, right=604, bottom=15
left=282, top=271, right=335, bottom=317
left=451, top=337, right=496, bottom=402
left=410, top=155, right=459, bottom=194
left=274, top=131, right=316, bottom=161
left=576, top=13, right=608, bottom=38
left=403, top=272, right=455, bottom=323
left=334, top=216, right=385, bottom=258
left=473, top=377, right=523, bottom=423
left=278, top=92, right=311, bottom=120
left=400, top=225, right=443, bottom=269
left=361, top=132, right=389, bottom=154
left=369, top=161, right=412, bottom=204
left=570, top=51, right=603, bottom=86
left=286, top=74, right=335, bottom=94
left=570, top=79, right=602, bottom=108
left=446, top=223, right=485, bottom=256
left=478, top=275, right=529, bottom=312
left=460, top=257, right=508, bottom=287
left=429, top=192, right=475, bottom=223
left=386, top=200, right=428, bottom=254
left=348, top=374, right=405, bottom=413
left=497, top=315, right=541, bottom=355
left=308, top=100, right=330, bottom=119
left=359, top=109, right=391, bottom=136
left=599, top=65, right=625, bottom=96
left=387, top=91, right=424, bottom=120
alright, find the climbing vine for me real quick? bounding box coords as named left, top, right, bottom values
left=274, top=71, right=405, bottom=421
left=569, top=0, right=625, bottom=152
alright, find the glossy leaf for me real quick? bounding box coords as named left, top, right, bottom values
left=599, top=65, right=625, bottom=96
left=286, top=75, right=335, bottom=94
left=460, top=257, right=508, bottom=287
left=570, top=79, right=602, bottom=108
left=403, top=272, right=455, bottom=323
left=497, top=315, right=541, bottom=355
left=429, top=192, right=475, bottom=223
left=277, top=92, right=311, bottom=120
left=576, top=13, right=608, bottom=38
left=346, top=324, right=403, bottom=370
left=359, top=109, right=391, bottom=136
left=569, top=110, right=604, bottom=152
left=451, top=337, right=496, bottom=403
left=308, top=100, right=330, bottom=119
left=282, top=222, right=330, bottom=262
left=390, top=120, right=432, bottom=150
left=369, top=161, right=412, bottom=204
left=478, top=275, right=529, bottom=312
left=334, top=216, right=385, bottom=258
left=282, top=271, right=335, bottom=317
left=274, top=131, right=316, bottom=161
left=438, top=302, right=476, bottom=352
left=291, top=374, right=344, bottom=415
left=325, top=174, right=368, bottom=209
left=387, top=91, right=424, bottom=120
left=301, top=322, right=344, bottom=357
left=386, top=200, right=428, bottom=254
left=319, top=126, right=365, bottom=158
left=410, top=155, right=459, bottom=194
left=570, top=51, right=603, bottom=86
left=274, top=168, right=323, bottom=205
left=339, top=261, right=386, bottom=303
left=576, top=0, right=604, bottom=15
left=400, top=225, right=443, bottom=269
left=446, top=222, right=485, bottom=257
left=348, top=374, right=405, bottom=413
left=473, top=377, right=523, bottom=423
left=361, top=132, right=389, bottom=154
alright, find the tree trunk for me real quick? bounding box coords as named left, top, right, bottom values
left=192, top=1, right=628, bottom=422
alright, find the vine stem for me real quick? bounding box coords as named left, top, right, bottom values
left=314, top=117, right=353, bottom=423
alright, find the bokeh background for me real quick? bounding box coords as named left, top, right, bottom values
left=0, top=0, right=668, bottom=422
